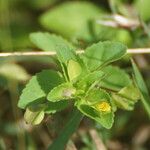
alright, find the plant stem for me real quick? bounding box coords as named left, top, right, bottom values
left=8, top=80, right=26, bottom=150
left=47, top=108, right=83, bottom=150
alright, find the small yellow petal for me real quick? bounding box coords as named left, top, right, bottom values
left=95, top=101, right=111, bottom=112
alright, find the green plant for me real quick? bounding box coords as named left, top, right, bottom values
left=18, top=32, right=150, bottom=149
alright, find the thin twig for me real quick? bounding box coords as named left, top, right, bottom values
left=127, top=48, right=150, bottom=54
left=66, top=140, right=77, bottom=150
left=89, top=129, right=107, bottom=150
left=96, top=14, right=140, bottom=29
left=132, top=125, right=150, bottom=147
left=0, top=48, right=150, bottom=57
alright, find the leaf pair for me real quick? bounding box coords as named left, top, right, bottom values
left=18, top=70, right=63, bottom=109
left=18, top=70, right=67, bottom=125
left=56, top=46, right=84, bottom=82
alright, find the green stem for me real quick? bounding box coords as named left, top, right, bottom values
left=8, top=80, right=26, bottom=150
left=47, top=108, right=83, bottom=150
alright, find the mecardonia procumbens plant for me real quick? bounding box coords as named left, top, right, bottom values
left=18, top=32, right=141, bottom=129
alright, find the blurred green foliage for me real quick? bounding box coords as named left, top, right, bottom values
left=1, top=0, right=150, bottom=51
left=134, top=0, right=150, bottom=21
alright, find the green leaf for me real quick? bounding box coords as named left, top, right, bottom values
left=134, top=0, right=150, bottom=21
left=47, top=83, right=76, bottom=102
left=76, top=89, right=114, bottom=129
left=119, top=84, right=140, bottom=101
left=0, top=63, right=30, bottom=81
left=56, top=46, right=76, bottom=82
left=45, top=101, right=69, bottom=114
left=48, top=109, right=83, bottom=150
left=18, top=70, right=63, bottom=109
left=83, top=41, right=127, bottom=71
left=24, top=106, right=45, bottom=125
left=111, top=83, right=140, bottom=111
left=111, top=94, right=135, bottom=111
left=76, top=70, right=105, bottom=91
left=40, top=1, right=102, bottom=41
left=77, top=104, right=114, bottom=129
left=100, top=66, right=131, bottom=91
left=30, top=32, right=74, bottom=51
left=67, top=60, right=82, bottom=81
left=56, top=46, right=88, bottom=82
left=56, top=46, right=77, bottom=64
left=132, top=60, right=150, bottom=118
left=56, top=46, right=86, bottom=82
left=85, top=89, right=111, bottom=105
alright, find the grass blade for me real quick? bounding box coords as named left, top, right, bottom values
left=131, top=59, right=150, bottom=118
left=48, top=109, right=83, bottom=150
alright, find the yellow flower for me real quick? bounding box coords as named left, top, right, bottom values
left=95, top=101, right=111, bottom=112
